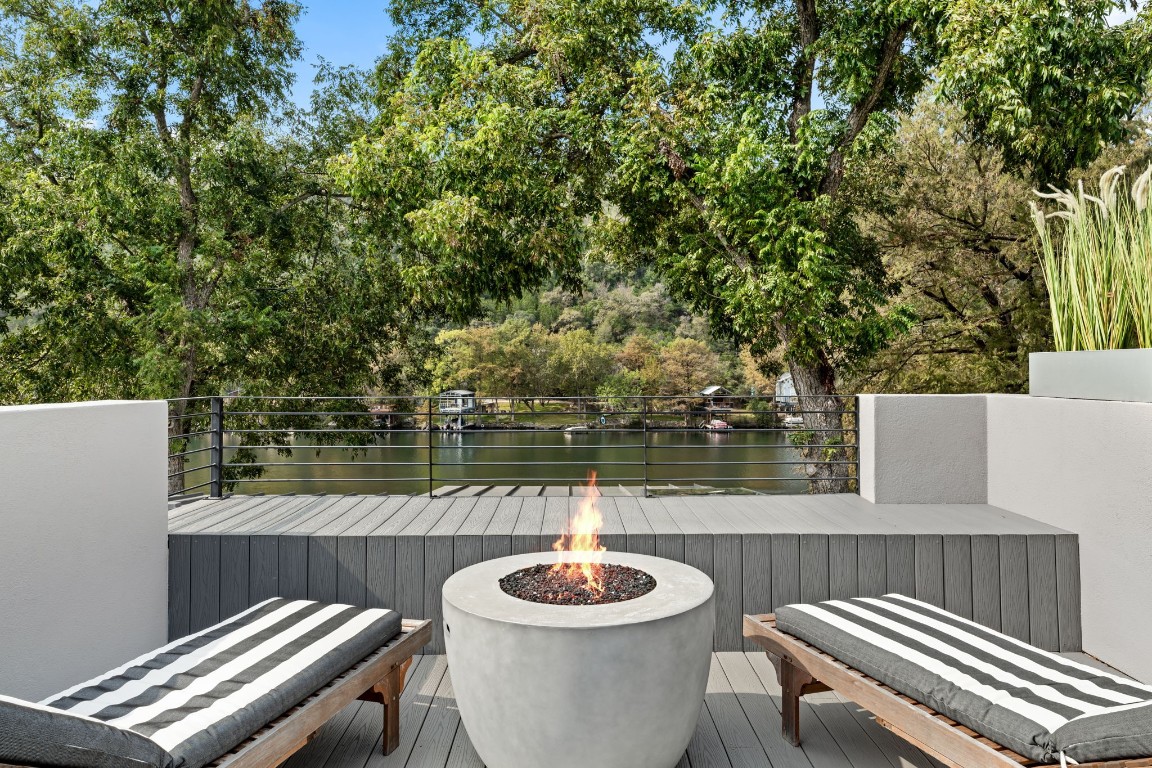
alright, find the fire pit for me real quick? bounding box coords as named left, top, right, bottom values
left=442, top=477, right=714, bottom=768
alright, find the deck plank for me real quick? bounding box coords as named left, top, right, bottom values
left=805, top=690, right=906, bottom=768
left=914, top=534, right=945, bottom=608
left=831, top=692, right=941, bottom=768
left=1027, top=534, right=1059, bottom=651
left=695, top=498, right=747, bottom=652
left=715, top=653, right=814, bottom=768
left=510, top=497, right=545, bottom=555
left=640, top=497, right=684, bottom=562
left=1055, top=534, right=1083, bottom=652
left=885, top=534, right=915, bottom=597
left=943, top=534, right=974, bottom=620
left=403, top=656, right=462, bottom=768
left=745, top=652, right=857, bottom=768
left=395, top=499, right=455, bottom=641
left=971, top=534, right=1002, bottom=632
left=365, top=497, right=433, bottom=614
left=481, top=496, right=522, bottom=561
left=999, top=534, right=1031, bottom=643
left=421, top=499, right=478, bottom=653
left=617, top=496, right=656, bottom=556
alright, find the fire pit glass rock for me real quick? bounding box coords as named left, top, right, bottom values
left=443, top=551, right=715, bottom=768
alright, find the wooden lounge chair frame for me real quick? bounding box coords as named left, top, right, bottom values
left=744, top=613, right=1152, bottom=768
left=1, top=618, right=432, bottom=768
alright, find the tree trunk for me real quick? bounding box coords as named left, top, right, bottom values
left=787, top=357, right=852, bottom=494
left=167, top=399, right=186, bottom=496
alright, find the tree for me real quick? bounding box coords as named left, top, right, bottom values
left=655, top=339, right=724, bottom=396
left=430, top=318, right=553, bottom=396
left=848, top=103, right=1050, bottom=393
left=0, top=1, right=422, bottom=492
left=545, top=329, right=615, bottom=398
left=349, top=0, right=1149, bottom=490
left=936, top=0, right=1152, bottom=184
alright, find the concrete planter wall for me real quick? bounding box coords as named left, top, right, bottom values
left=1029, top=349, right=1152, bottom=402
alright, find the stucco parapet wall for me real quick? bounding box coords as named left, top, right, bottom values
left=986, top=393, right=1152, bottom=682
left=858, top=394, right=988, bottom=504
left=0, top=399, right=169, bottom=699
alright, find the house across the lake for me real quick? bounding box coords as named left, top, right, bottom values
left=775, top=372, right=797, bottom=410
left=438, top=389, right=477, bottom=414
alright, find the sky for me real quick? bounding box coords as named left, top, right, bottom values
left=290, top=2, right=397, bottom=105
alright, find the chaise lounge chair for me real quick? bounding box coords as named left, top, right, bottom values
left=0, top=598, right=431, bottom=768
left=744, top=594, right=1152, bottom=768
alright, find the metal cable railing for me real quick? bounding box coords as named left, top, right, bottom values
left=166, top=394, right=859, bottom=498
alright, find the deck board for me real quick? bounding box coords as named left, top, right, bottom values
left=279, top=652, right=928, bottom=768
left=276, top=644, right=1126, bottom=768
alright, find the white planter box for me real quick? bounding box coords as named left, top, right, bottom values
left=1029, top=349, right=1152, bottom=402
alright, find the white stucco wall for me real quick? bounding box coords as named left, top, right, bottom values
left=857, top=394, right=988, bottom=504
left=0, top=400, right=168, bottom=700
left=986, top=394, right=1152, bottom=683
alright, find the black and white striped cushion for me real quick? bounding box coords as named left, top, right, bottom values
left=0, top=694, right=173, bottom=768
left=776, top=594, right=1152, bottom=764
left=42, top=599, right=402, bottom=768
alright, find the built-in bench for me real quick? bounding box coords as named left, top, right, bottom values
left=168, top=491, right=1079, bottom=655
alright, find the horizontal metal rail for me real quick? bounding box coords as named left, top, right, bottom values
left=167, top=394, right=859, bottom=498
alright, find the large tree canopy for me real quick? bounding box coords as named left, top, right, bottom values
left=342, top=0, right=1150, bottom=489
left=0, top=0, right=389, bottom=407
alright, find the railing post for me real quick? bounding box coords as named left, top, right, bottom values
left=209, top=396, right=224, bottom=499
left=853, top=394, right=861, bottom=495
left=641, top=397, right=649, bottom=498
left=427, top=396, right=434, bottom=498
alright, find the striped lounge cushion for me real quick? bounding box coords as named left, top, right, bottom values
left=775, top=594, right=1152, bottom=764
left=40, top=598, right=402, bottom=768
left=0, top=694, right=173, bottom=768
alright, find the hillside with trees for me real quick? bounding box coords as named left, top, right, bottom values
left=426, top=263, right=766, bottom=399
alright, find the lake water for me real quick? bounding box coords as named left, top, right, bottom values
left=178, top=428, right=816, bottom=495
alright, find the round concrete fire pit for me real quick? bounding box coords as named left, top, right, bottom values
left=443, top=551, right=714, bottom=768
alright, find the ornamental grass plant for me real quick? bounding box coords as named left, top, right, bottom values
left=1031, top=165, right=1152, bottom=351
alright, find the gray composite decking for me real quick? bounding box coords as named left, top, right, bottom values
left=281, top=652, right=950, bottom=768
left=281, top=649, right=1121, bottom=768
left=168, top=490, right=1081, bottom=654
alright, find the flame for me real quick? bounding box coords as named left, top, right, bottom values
left=551, top=471, right=606, bottom=594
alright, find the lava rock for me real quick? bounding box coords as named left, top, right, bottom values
left=499, top=563, right=657, bottom=605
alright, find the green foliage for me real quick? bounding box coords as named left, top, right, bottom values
left=430, top=319, right=554, bottom=395
left=429, top=317, right=736, bottom=399
left=597, top=371, right=644, bottom=410
left=1031, top=165, right=1152, bottom=350
left=0, top=0, right=415, bottom=407
left=350, top=0, right=1147, bottom=408
left=937, top=0, right=1151, bottom=183
left=849, top=102, right=1052, bottom=394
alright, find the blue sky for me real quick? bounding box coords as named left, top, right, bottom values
left=290, top=2, right=397, bottom=104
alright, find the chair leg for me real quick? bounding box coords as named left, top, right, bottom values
left=381, top=664, right=403, bottom=755
left=780, top=657, right=811, bottom=747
